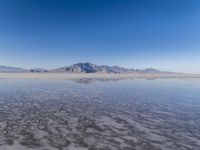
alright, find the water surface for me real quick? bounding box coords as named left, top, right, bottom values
left=0, top=78, right=200, bottom=150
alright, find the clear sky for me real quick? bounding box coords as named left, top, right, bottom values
left=0, top=0, right=200, bottom=73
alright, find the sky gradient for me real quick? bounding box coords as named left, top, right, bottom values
left=0, top=0, right=200, bottom=73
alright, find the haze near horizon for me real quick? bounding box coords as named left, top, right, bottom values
left=1, top=0, right=200, bottom=73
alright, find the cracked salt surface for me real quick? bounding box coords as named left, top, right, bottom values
left=0, top=78, right=200, bottom=150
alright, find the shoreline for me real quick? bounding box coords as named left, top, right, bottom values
left=0, top=72, right=200, bottom=79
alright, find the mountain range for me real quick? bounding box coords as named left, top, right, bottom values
left=0, top=65, right=27, bottom=72
left=0, top=63, right=165, bottom=74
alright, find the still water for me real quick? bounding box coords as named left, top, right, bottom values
left=0, top=78, right=200, bottom=150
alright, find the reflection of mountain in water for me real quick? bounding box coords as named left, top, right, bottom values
left=72, top=78, right=120, bottom=84
left=71, top=77, right=159, bottom=84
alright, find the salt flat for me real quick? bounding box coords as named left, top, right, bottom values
left=0, top=73, right=200, bottom=79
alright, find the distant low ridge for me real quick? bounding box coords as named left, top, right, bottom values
left=0, top=65, right=27, bottom=72
left=0, top=63, right=167, bottom=74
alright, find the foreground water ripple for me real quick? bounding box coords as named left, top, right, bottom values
left=0, top=78, right=200, bottom=150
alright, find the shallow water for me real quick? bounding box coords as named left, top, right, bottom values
left=0, top=78, right=200, bottom=150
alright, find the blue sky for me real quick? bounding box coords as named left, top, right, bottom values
left=0, top=0, right=200, bottom=73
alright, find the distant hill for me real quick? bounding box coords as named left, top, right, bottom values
left=0, top=66, right=27, bottom=72
left=51, top=62, right=163, bottom=74
left=0, top=63, right=171, bottom=74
